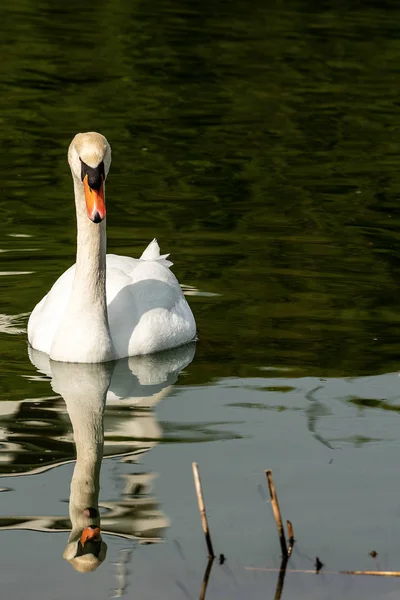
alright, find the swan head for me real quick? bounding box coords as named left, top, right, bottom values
left=63, top=508, right=107, bottom=572
left=68, top=132, right=112, bottom=224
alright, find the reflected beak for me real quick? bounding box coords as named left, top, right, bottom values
left=83, top=175, right=106, bottom=223
left=80, top=526, right=101, bottom=547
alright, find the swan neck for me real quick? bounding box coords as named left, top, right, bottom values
left=74, top=179, right=107, bottom=297
left=49, top=180, right=113, bottom=362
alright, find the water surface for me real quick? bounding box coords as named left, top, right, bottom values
left=1, top=0, right=400, bottom=598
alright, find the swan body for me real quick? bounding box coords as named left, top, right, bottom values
left=28, top=241, right=195, bottom=361
left=27, top=132, right=196, bottom=363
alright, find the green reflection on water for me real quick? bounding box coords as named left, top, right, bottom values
left=1, top=0, right=400, bottom=388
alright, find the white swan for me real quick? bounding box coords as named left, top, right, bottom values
left=28, top=132, right=196, bottom=363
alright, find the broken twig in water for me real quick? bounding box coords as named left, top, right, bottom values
left=287, top=520, right=294, bottom=556
left=265, top=470, right=288, bottom=558
left=287, top=520, right=294, bottom=545
left=192, top=462, right=215, bottom=558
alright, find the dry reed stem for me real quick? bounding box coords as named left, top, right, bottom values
left=265, top=470, right=288, bottom=558
left=192, top=462, right=215, bottom=558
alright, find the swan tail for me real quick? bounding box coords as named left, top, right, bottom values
left=140, top=238, right=173, bottom=267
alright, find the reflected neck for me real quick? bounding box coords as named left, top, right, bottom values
left=51, top=362, right=113, bottom=551
left=60, top=365, right=110, bottom=534
left=70, top=398, right=104, bottom=507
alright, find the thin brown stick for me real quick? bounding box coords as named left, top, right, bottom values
left=199, top=557, right=214, bottom=600
left=245, top=567, right=400, bottom=577
left=192, top=462, right=215, bottom=558
left=265, top=470, right=287, bottom=558
left=246, top=567, right=328, bottom=573
left=341, top=571, right=400, bottom=577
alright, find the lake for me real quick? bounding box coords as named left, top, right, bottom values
left=1, top=0, right=400, bottom=598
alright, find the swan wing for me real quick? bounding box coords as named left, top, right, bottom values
left=106, top=243, right=195, bottom=358
left=27, top=265, right=75, bottom=355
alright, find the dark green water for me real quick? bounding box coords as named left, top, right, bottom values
left=2, top=1, right=400, bottom=598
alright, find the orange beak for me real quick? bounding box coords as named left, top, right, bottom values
left=80, top=526, right=101, bottom=547
left=83, top=175, right=106, bottom=223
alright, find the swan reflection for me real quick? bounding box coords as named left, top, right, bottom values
left=0, top=344, right=195, bottom=572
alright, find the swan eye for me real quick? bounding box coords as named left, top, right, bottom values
left=80, top=158, right=105, bottom=191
